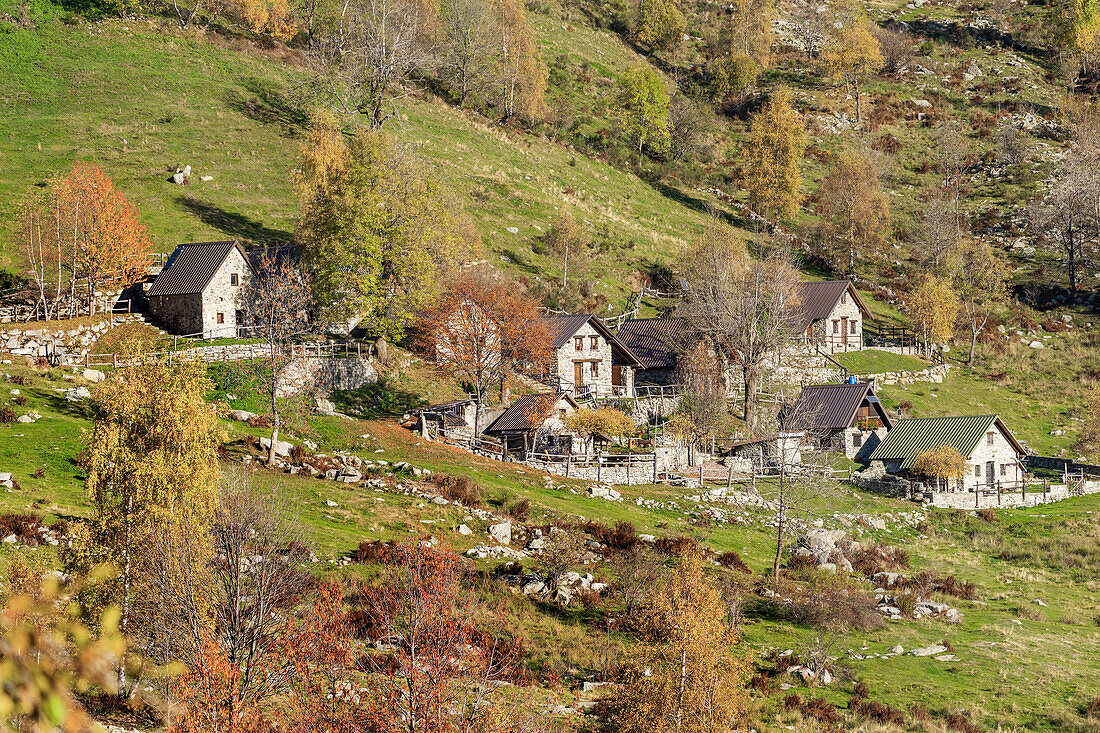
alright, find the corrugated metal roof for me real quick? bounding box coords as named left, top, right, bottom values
left=147, top=241, right=247, bottom=297
left=786, top=383, right=893, bottom=432
left=541, top=314, right=643, bottom=367
left=484, top=392, right=578, bottom=433
left=796, top=280, right=872, bottom=329
left=616, top=318, right=687, bottom=370
left=246, top=244, right=299, bottom=272
left=868, top=415, right=1023, bottom=469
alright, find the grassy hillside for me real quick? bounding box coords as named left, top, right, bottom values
left=0, top=2, right=729, bottom=312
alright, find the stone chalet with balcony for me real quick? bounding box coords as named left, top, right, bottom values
left=783, top=383, right=894, bottom=460
left=796, top=280, right=872, bottom=353
left=867, top=414, right=1027, bottom=492
left=542, top=314, right=642, bottom=399
left=482, top=391, right=582, bottom=456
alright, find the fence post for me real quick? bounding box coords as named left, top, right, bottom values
left=1043, top=480, right=1048, bottom=502
left=699, top=463, right=704, bottom=486
left=975, top=485, right=979, bottom=509
left=727, top=463, right=733, bottom=490
left=1021, top=479, right=1026, bottom=502
left=652, top=454, right=658, bottom=483
left=626, top=452, right=631, bottom=484
left=566, top=453, right=571, bottom=478
left=597, top=453, right=601, bottom=483
left=997, top=481, right=1001, bottom=506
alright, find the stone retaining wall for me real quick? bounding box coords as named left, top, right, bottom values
left=927, top=480, right=1100, bottom=509
left=868, top=364, right=951, bottom=388
left=1, top=317, right=143, bottom=361
left=525, top=445, right=688, bottom=485
left=276, top=357, right=379, bottom=397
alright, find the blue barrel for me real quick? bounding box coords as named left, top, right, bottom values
left=847, top=375, right=857, bottom=385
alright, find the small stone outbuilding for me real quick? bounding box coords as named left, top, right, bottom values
left=482, top=392, right=581, bottom=457
left=784, top=382, right=893, bottom=460
left=147, top=241, right=253, bottom=338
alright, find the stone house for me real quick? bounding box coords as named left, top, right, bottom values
left=415, top=399, right=479, bottom=442
left=796, top=280, right=871, bottom=353
left=616, top=317, right=689, bottom=385
left=482, top=392, right=581, bottom=457
left=867, top=414, right=1026, bottom=492
left=783, top=383, right=893, bottom=460
left=147, top=241, right=253, bottom=338
left=542, top=314, right=642, bottom=399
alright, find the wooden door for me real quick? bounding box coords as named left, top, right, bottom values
left=574, top=362, right=583, bottom=388
left=841, top=317, right=848, bottom=346
left=985, top=461, right=995, bottom=488
left=612, top=364, right=623, bottom=387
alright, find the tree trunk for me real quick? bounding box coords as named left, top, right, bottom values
left=855, top=88, right=862, bottom=124
left=743, top=364, right=761, bottom=434
left=968, top=323, right=979, bottom=367
left=268, top=385, right=280, bottom=468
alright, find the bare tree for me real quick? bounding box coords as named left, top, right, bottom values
left=1029, top=148, right=1100, bottom=294
left=132, top=470, right=313, bottom=717
left=788, top=0, right=829, bottom=59
left=18, top=190, right=65, bottom=321
left=677, top=220, right=802, bottom=434
left=439, top=0, right=499, bottom=104
left=611, top=545, right=665, bottom=617
left=870, top=24, right=916, bottom=76
left=913, top=193, right=960, bottom=273
left=668, top=92, right=716, bottom=162
left=935, top=120, right=971, bottom=233
left=237, top=249, right=316, bottom=467
left=306, top=0, right=436, bottom=128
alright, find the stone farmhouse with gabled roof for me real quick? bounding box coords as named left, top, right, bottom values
left=615, top=317, right=689, bottom=385
left=868, top=414, right=1026, bottom=492
left=784, top=383, right=894, bottom=460
left=147, top=240, right=253, bottom=339
left=542, top=314, right=642, bottom=399
left=483, top=391, right=581, bottom=456
left=796, top=280, right=872, bottom=353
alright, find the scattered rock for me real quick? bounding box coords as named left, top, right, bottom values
left=489, top=521, right=512, bottom=545
left=81, top=368, right=105, bottom=383
left=910, top=645, right=948, bottom=657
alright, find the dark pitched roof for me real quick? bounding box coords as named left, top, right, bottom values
left=246, top=244, right=299, bottom=272
left=147, top=241, right=249, bottom=297
left=541, top=314, right=643, bottom=367
left=868, top=415, right=1025, bottom=469
left=484, top=392, right=579, bottom=433
left=795, top=280, right=872, bottom=329
left=616, top=318, right=690, bottom=370
left=786, top=383, right=894, bottom=432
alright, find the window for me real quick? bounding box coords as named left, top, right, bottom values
left=840, top=292, right=847, bottom=304
left=1000, top=464, right=1007, bottom=476
left=832, top=320, right=839, bottom=334
left=575, top=336, right=583, bottom=351
left=230, top=273, right=239, bottom=286
left=853, top=433, right=863, bottom=448
left=590, top=335, right=598, bottom=350
left=850, top=320, right=858, bottom=334
left=987, top=432, right=995, bottom=445
left=590, top=361, right=599, bottom=377
left=559, top=409, right=567, bottom=419
left=974, top=465, right=981, bottom=477
left=234, top=310, right=243, bottom=324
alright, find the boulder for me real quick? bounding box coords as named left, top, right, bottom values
left=16, top=415, right=34, bottom=423
left=259, top=437, right=294, bottom=458
left=81, top=369, right=105, bottom=383
left=228, top=410, right=257, bottom=423
left=325, top=500, right=339, bottom=507
left=458, top=524, right=473, bottom=536
left=64, top=386, right=91, bottom=402
left=910, top=645, right=948, bottom=657
left=489, top=521, right=512, bottom=545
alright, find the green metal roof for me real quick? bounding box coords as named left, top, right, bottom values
left=868, top=415, right=1023, bottom=469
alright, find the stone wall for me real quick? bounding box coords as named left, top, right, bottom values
left=0, top=317, right=143, bottom=362
left=550, top=321, right=635, bottom=396
left=149, top=293, right=203, bottom=336
left=867, top=364, right=951, bottom=389
left=928, top=480, right=1100, bottom=509
left=525, top=445, right=687, bottom=485
left=200, top=248, right=251, bottom=338
left=808, top=295, right=864, bottom=353
left=276, top=357, right=379, bottom=397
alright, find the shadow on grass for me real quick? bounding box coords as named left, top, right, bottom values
left=332, top=380, right=427, bottom=419
left=225, top=78, right=308, bottom=138
left=176, top=196, right=294, bottom=247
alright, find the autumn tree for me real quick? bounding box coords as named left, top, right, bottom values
left=788, top=0, right=829, bottom=59
left=18, top=188, right=65, bottom=321
left=0, top=573, right=127, bottom=733
left=672, top=342, right=728, bottom=453
left=416, top=270, right=551, bottom=434
left=949, top=238, right=1009, bottom=366
left=908, top=275, right=959, bottom=356
left=361, top=544, right=533, bottom=733
left=821, top=3, right=883, bottom=124
left=724, top=0, right=772, bottom=68
left=67, top=358, right=222, bottom=689
left=676, top=221, right=802, bottom=433
left=814, top=149, right=890, bottom=277
left=296, top=111, right=471, bottom=340
left=744, top=86, right=804, bottom=221
left=1054, top=0, right=1100, bottom=75
left=601, top=550, right=750, bottom=733
left=542, top=210, right=590, bottom=287
left=633, top=0, right=684, bottom=52
left=52, top=163, right=152, bottom=315
left=871, top=24, right=917, bottom=76
left=613, top=64, right=671, bottom=161
left=237, top=249, right=317, bottom=467
left=911, top=444, right=967, bottom=490
left=492, top=0, right=548, bottom=122
left=564, top=407, right=636, bottom=455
